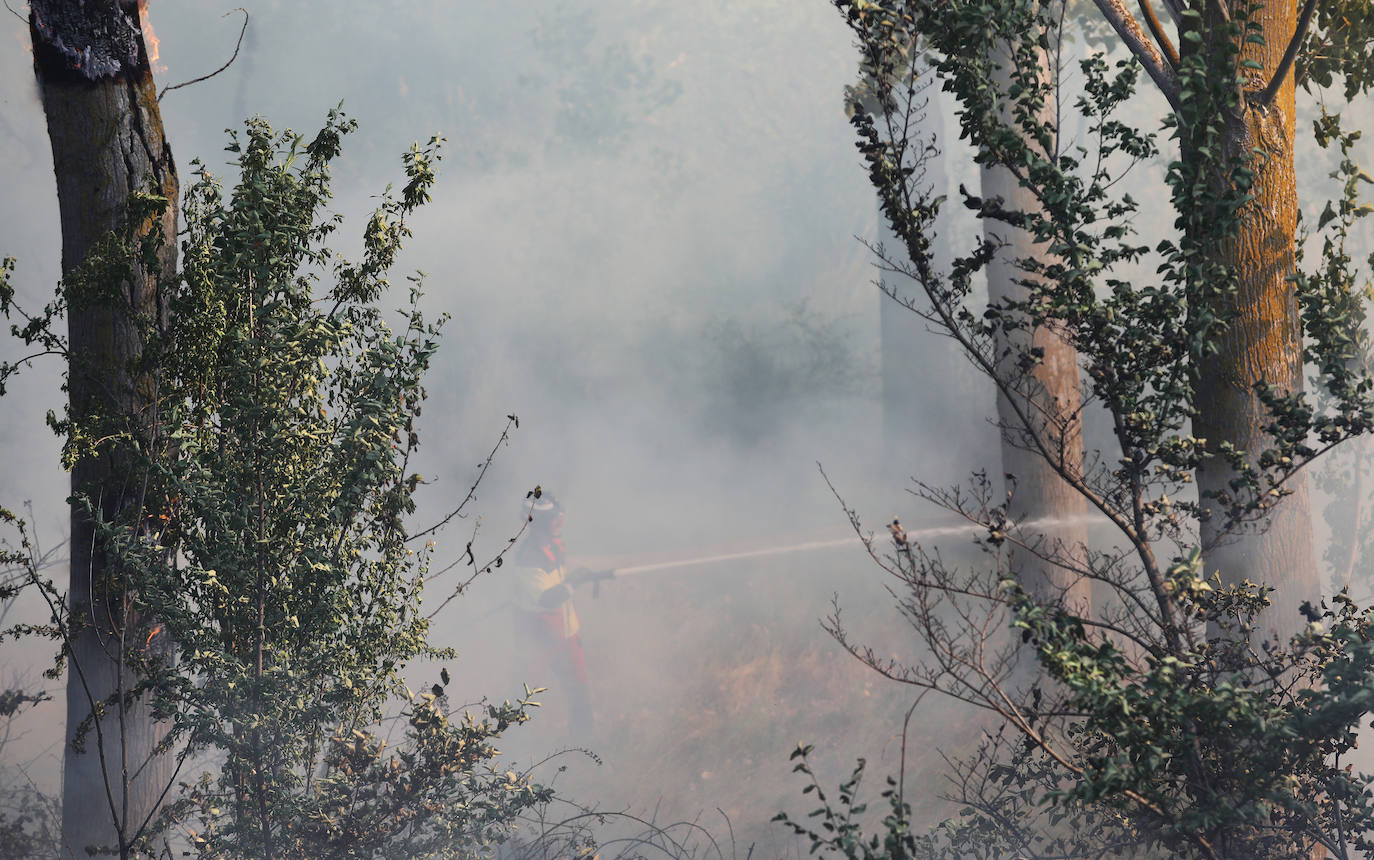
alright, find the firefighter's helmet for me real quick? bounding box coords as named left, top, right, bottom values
left=524, top=489, right=562, bottom=527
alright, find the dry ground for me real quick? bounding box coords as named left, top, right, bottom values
left=440, top=533, right=988, bottom=857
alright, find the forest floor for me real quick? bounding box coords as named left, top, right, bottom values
left=442, top=527, right=992, bottom=857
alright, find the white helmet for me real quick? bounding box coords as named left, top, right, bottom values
left=523, top=489, right=562, bottom=526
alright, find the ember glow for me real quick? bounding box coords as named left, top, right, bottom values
left=137, top=0, right=165, bottom=73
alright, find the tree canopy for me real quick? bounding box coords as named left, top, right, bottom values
left=796, top=0, right=1374, bottom=855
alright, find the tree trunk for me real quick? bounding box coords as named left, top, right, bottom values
left=30, top=1, right=178, bottom=856
left=1193, top=0, right=1316, bottom=645
left=981, top=46, right=1092, bottom=626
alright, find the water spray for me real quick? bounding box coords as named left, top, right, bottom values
left=598, top=512, right=1109, bottom=580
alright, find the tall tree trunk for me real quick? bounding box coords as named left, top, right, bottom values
left=30, top=2, right=178, bottom=856
left=981, top=44, right=1092, bottom=628
left=1193, top=0, right=1316, bottom=644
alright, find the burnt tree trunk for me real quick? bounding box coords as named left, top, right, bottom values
left=30, top=1, right=178, bottom=857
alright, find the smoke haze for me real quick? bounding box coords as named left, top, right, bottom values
left=0, top=2, right=958, bottom=853
left=4, top=2, right=1373, bottom=855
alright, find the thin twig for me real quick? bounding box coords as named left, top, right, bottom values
left=897, top=689, right=930, bottom=813
left=408, top=414, right=518, bottom=542
left=1138, top=0, right=1180, bottom=70
left=158, top=9, right=249, bottom=102
left=1090, top=0, right=1182, bottom=111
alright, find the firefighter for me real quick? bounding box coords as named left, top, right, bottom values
left=511, top=492, right=609, bottom=737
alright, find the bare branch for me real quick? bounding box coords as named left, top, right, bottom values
left=409, top=414, right=518, bottom=542
left=1138, top=0, right=1180, bottom=71
left=158, top=9, right=249, bottom=102
left=1091, top=0, right=1182, bottom=111
left=1258, top=0, right=1318, bottom=106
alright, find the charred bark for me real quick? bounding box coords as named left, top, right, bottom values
left=30, top=1, right=178, bottom=856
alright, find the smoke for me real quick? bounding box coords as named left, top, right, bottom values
left=6, top=1, right=1372, bottom=855
left=0, top=2, right=934, bottom=852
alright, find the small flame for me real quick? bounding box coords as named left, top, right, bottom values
left=143, top=624, right=163, bottom=650
left=137, top=0, right=166, bottom=74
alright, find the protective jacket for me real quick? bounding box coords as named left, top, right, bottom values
left=512, top=538, right=579, bottom=639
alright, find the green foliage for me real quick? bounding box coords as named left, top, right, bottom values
left=779, top=738, right=1143, bottom=859
left=1299, top=0, right=1374, bottom=100
left=1012, top=578, right=1374, bottom=856
left=179, top=691, right=552, bottom=859
left=134, top=114, right=545, bottom=858
left=774, top=746, right=926, bottom=860
left=1302, top=108, right=1374, bottom=600
left=812, top=0, right=1374, bottom=856
left=2, top=113, right=548, bottom=858
left=0, top=781, right=57, bottom=860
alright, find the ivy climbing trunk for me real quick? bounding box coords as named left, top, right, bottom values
left=981, top=45, right=1092, bottom=627
left=1191, top=0, right=1317, bottom=643
left=30, top=1, right=178, bottom=857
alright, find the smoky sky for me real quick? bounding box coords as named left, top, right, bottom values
left=0, top=2, right=932, bottom=848
left=4, top=2, right=1372, bottom=853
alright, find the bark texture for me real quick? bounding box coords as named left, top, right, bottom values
left=31, top=1, right=178, bottom=856
left=1193, top=0, right=1316, bottom=643
left=981, top=47, right=1092, bottom=626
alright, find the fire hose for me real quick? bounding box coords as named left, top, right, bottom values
left=578, top=514, right=1108, bottom=584
left=469, top=512, right=1107, bottom=618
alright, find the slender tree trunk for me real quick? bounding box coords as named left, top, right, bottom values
left=981, top=44, right=1092, bottom=624
left=30, top=2, right=178, bottom=856
left=1193, top=0, right=1316, bottom=644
